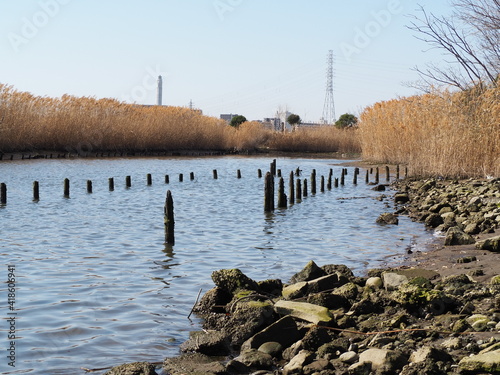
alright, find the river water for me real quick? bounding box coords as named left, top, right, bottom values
left=0, top=156, right=435, bottom=374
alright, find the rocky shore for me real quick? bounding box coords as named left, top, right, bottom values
left=104, top=177, right=500, bottom=375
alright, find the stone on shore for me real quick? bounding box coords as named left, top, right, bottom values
left=234, top=349, right=273, bottom=369
left=104, top=362, right=157, bottom=375
left=376, top=212, right=399, bottom=225
left=290, top=260, right=325, bottom=283
left=358, top=348, right=407, bottom=372
left=382, top=272, right=408, bottom=291
left=282, top=350, right=315, bottom=375
left=274, top=300, right=334, bottom=325
left=241, top=315, right=300, bottom=351
left=458, top=349, right=500, bottom=373
left=211, top=269, right=259, bottom=294
left=444, top=226, right=475, bottom=246
left=163, top=353, right=225, bottom=375
left=476, top=235, right=500, bottom=252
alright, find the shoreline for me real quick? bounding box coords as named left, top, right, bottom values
left=99, top=176, right=500, bottom=375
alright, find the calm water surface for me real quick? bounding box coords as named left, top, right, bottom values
left=0, top=156, right=435, bottom=374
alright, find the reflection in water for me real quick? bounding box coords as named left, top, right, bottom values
left=0, top=156, right=436, bottom=374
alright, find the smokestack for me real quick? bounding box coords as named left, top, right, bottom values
left=157, top=75, right=163, bottom=106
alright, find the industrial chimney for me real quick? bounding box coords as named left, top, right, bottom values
left=157, top=75, right=163, bottom=106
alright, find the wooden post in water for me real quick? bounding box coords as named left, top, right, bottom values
left=1, top=183, right=6, bottom=204
left=311, top=169, right=316, bottom=194
left=277, top=177, right=287, bottom=208
left=213, top=169, right=218, bottom=179
left=385, top=166, right=390, bottom=181
left=147, top=173, right=153, bottom=185
left=340, top=169, right=345, bottom=186
left=396, top=165, right=400, bottom=180
left=320, top=176, right=325, bottom=192
left=353, top=171, right=358, bottom=185
left=327, top=169, right=333, bottom=190
left=375, top=167, right=379, bottom=184
left=303, top=179, right=308, bottom=197
left=87, top=180, right=93, bottom=194
left=296, top=178, right=302, bottom=202
left=271, top=159, right=277, bottom=176
left=164, top=190, right=175, bottom=245
left=63, top=178, right=70, bottom=197
left=264, top=172, right=275, bottom=212
left=405, top=167, right=408, bottom=178
left=334, top=177, right=339, bottom=188
left=237, top=169, right=242, bottom=179
left=289, top=171, right=295, bottom=204
left=277, top=169, right=281, bottom=178
left=190, top=172, right=195, bottom=181
left=126, top=176, right=131, bottom=188
left=109, top=178, right=114, bottom=191
left=33, top=181, right=39, bottom=201
left=295, top=167, right=301, bottom=176
left=257, top=169, right=262, bottom=178
left=165, top=175, right=170, bottom=184
left=365, top=170, right=369, bottom=184
left=179, top=174, right=183, bottom=182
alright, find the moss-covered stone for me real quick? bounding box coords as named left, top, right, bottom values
left=211, top=269, right=259, bottom=294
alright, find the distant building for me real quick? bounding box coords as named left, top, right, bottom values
left=220, top=114, right=239, bottom=123
left=262, top=117, right=281, bottom=131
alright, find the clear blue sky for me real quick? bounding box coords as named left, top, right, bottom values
left=0, top=1, right=454, bottom=122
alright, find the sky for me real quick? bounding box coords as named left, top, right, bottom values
left=0, top=1, right=455, bottom=122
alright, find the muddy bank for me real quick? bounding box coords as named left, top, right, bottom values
left=103, top=177, right=500, bottom=375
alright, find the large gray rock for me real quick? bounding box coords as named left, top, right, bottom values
left=382, top=272, right=408, bottom=291
left=211, top=269, right=259, bottom=294
left=358, top=348, right=408, bottom=373
left=241, top=316, right=300, bottom=351
left=376, top=213, right=399, bottom=225
left=163, top=353, right=225, bottom=375
left=458, top=349, right=500, bottom=373
left=274, top=300, right=334, bottom=325
left=444, top=226, right=475, bottom=246
left=283, top=350, right=315, bottom=375
left=409, top=346, right=451, bottom=363
left=180, top=330, right=229, bottom=355
left=104, top=362, right=157, bottom=375
left=476, top=235, right=500, bottom=252
left=234, top=349, right=273, bottom=369
left=290, top=260, right=326, bottom=283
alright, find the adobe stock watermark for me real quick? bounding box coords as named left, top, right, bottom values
left=213, top=0, right=245, bottom=21
left=8, top=0, right=73, bottom=53
left=340, top=0, right=403, bottom=62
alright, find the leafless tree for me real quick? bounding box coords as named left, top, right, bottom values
left=407, top=0, right=500, bottom=91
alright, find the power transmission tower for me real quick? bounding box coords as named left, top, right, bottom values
left=321, top=50, right=336, bottom=125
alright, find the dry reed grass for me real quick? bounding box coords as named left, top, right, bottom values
left=359, top=86, right=500, bottom=178
left=0, top=84, right=361, bottom=155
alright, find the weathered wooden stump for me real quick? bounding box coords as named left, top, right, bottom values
left=375, top=167, right=380, bottom=184
left=179, top=174, right=183, bottom=182
left=264, top=172, right=275, bottom=212
left=237, top=170, right=242, bottom=179
left=340, top=170, right=345, bottom=186
left=213, top=169, right=218, bottom=179
left=303, top=179, right=308, bottom=197
left=87, top=180, right=93, bottom=193
left=334, top=177, right=339, bottom=188
left=296, top=178, right=302, bottom=202
left=385, top=166, right=390, bottom=181
left=320, top=176, right=325, bottom=192
left=64, top=178, right=70, bottom=198
left=126, top=176, right=131, bottom=188
left=33, top=181, right=39, bottom=201
left=164, top=190, right=175, bottom=245
left=278, top=177, right=287, bottom=208
left=190, top=172, right=195, bottom=181
left=365, top=170, right=369, bottom=184
left=165, top=175, right=170, bottom=184
left=289, top=171, right=295, bottom=204
left=109, top=178, right=114, bottom=191
left=257, top=169, right=262, bottom=178
left=311, top=169, right=316, bottom=194
left=396, top=165, right=400, bottom=180
left=1, top=183, right=6, bottom=204
left=147, top=173, right=153, bottom=185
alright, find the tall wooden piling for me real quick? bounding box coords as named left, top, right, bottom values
left=237, top=170, right=242, bottom=179
left=190, top=172, right=195, bottom=181
left=126, top=176, right=131, bottom=188
left=264, top=172, right=275, bottom=212
left=213, top=169, right=218, bottom=179
left=327, top=169, right=333, bottom=190
left=164, top=190, right=175, bottom=245
left=277, top=169, right=281, bottom=178
left=320, top=176, right=325, bottom=192
left=270, top=159, right=277, bottom=176
left=165, top=175, right=170, bottom=184
left=289, top=171, right=295, bottom=204
left=277, top=177, right=287, bottom=208
left=147, top=173, right=153, bottom=185
left=385, top=166, right=390, bottom=181
left=311, top=169, right=316, bottom=194
left=296, top=178, right=302, bottom=202
left=353, top=171, right=358, bottom=185
left=396, top=165, right=400, bottom=180
left=64, top=178, right=70, bottom=197
left=257, top=169, right=262, bottom=178
left=375, top=167, right=380, bottom=184
left=33, top=181, right=39, bottom=201
left=365, top=170, right=369, bottom=184
left=334, top=177, right=339, bottom=188
left=179, top=174, right=183, bottom=182
left=87, top=180, right=93, bottom=193
left=1, top=183, right=6, bottom=204
left=109, top=178, right=114, bottom=191
left=340, top=170, right=345, bottom=186
left=303, top=179, right=308, bottom=197
left=295, top=167, right=301, bottom=176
